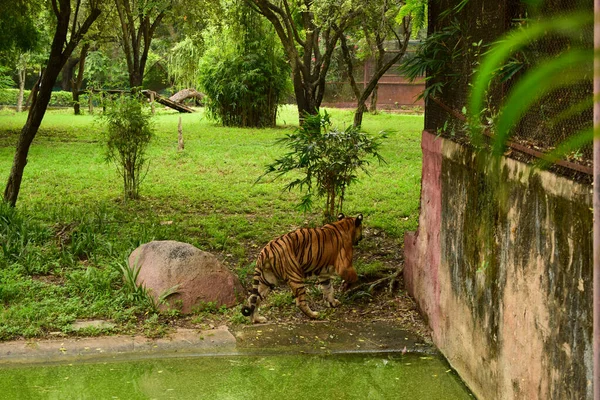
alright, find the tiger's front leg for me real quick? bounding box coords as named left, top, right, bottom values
left=318, top=276, right=340, bottom=308
left=288, top=280, right=319, bottom=319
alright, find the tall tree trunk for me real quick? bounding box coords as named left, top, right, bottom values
left=3, top=0, right=100, bottom=206
left=114, top=0, right=165, bottom=90
left=353, top=103, right=368, bottom=128
left=61, top=57, right=79, bottom=91
left=248, top=0, right=353, bottom=125
left=292, top=69, right=318, bottom=123
left=16, top=66, right=26, bottom=113
left=5, top=62, right=66, bottom=206
left=370, top=85, right=378, bottom=113
left=71, top=43, right=89, bottom=115
left=129, top=70, right=143, bottom=88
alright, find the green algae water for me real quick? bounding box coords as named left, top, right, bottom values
left=0, top=353, right=473, bottom=400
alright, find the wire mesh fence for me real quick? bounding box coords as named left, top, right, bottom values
left=425, top=0, right=593, bottom=178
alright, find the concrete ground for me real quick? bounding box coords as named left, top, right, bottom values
left=0, top=320, right=435, bottom=365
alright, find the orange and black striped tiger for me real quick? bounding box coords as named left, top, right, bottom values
left=241, top=213, right=363, bottom=323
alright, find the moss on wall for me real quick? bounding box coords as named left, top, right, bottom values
left=440, top=142, right=593, bottom=399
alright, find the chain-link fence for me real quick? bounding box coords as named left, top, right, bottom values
left=425, top=0, right=592, bottom=180
left=322, top=41, right=425, bottom=109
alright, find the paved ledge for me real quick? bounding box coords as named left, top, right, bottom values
left=0, top=326, right=235, bottom=365
left=0, top=320, right=434, bottom=365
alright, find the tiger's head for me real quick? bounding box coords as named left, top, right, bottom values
left=337, top=213, right=363, bottom=245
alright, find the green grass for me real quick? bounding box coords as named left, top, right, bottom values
left=0, top=105, right=423, bottom=340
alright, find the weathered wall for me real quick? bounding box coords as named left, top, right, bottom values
left=404, top=130, right=593, bottom=400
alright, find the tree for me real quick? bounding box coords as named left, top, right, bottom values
left=247, top=0, right=356, bottom=122
left=3, top=0, right=101, bottom=206
left=114, top=0, right=171, bottom=88
left=71, top=42, right=90, bottom=114
left=167, top=35, right=203, bottom=91
left=16, top=54, right=30, bottom=112
left=198, top=1, right=290, bottom=127
left=0, top=0, right=41, bottom=54
left=337, top=0, right=412, bottom=128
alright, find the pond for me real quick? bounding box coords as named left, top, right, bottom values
left=0, top=352, right=473, bottom=399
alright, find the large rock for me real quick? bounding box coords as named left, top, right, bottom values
left=129, top=241, right=245, bottom=314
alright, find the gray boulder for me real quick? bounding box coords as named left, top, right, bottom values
left=129, top=241, right=245, bottom=314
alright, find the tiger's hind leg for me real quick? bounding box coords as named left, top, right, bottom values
left=250, top=282, right=272, bottom=324
left=318, top=276, right=340, bottom=308
left=288, top=279, right=319, bottom=319
left=242, top=268, right=276, bottom=324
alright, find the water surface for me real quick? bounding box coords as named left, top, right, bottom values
left=0, top=353, right=473, bottom=399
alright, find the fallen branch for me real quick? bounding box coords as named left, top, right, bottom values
left=344, top=266, right=404, bottom=295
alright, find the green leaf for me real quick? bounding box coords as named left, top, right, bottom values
left=490, top=49, right=592, bottom=155
left=468, top=11, right=593, bottom=143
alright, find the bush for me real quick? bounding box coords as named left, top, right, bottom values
left=262, top=112, right=387, bottom=221
left=0, top=89, right=96, bottom=109
left=198, top=4, right=289, bottom=128
left=100, top=95, right=154, bottom=200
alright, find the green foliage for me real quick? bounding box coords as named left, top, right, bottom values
left=101, top=95, right=154, bottom=201
left=398, top=20, right=464, bottom=100
left=0, top=0, right=40, bottom=53
left=84, top=49, right=130, bottom=89
left=0, top=89, right=88, bottom=107
left=398, top=0, right=428, bottom=36
left=168, top=36, right=204, bottom=90
left=0, top=67, right=15, bottom=89
left=268, top=291, right=294, bottom=308
left=198, top=3, right=290, bottom=128
left=0, top=201, right=52, bottom=274
left=262, top=112, right=387, bottom=221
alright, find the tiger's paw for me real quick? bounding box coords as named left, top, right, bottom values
left=252, top=315, right=267, bottom=324
left=327, top=299, right=341, bottom=308
left=308, top=311, right=319, bottom=319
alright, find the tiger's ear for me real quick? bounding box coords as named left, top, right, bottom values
left=337, top=213, right=345, bottom=220
left=355, top=214, right=363, bottom=227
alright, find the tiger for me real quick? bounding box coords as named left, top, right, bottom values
left=241, top=213, right=363, bottom=323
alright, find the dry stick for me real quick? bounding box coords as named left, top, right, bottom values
left=345, top=266, right=404, bottom=295
left=150, top=91, right=155, bottom=115
left=178, top=117, right=184, bottom=151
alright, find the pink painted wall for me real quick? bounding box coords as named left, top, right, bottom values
left=404, top=130, right=593, bottom=400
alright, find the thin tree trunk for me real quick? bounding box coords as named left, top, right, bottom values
left=71, top=43, right=89, bottom=115
left=370, top=85, right=378, bottom=113
left=17, top=67, right=26, bottom=113
left=61, top=57, right=79, bottom=91
left=5, top=63, right=64, bottom=205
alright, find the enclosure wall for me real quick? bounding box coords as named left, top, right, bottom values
left=404, top=130, right=593, bottom=399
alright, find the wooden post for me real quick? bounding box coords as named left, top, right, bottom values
left=178, top=116, right=184, bottom=151
left=150, top=91, right=155, bottom=115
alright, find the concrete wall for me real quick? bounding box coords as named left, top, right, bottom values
left=404, top=130, right=593, bottom=400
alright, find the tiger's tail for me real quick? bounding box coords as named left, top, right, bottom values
left=241, top=261, right=263, bottom=317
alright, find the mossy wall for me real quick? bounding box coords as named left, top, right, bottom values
left=404, top=131, right=593, bottom=400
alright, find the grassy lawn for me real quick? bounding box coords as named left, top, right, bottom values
left=0, top=105, right=423, bottom=340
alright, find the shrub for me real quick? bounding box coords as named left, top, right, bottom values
left=0, top=89, right=94, bottom=109
left=101, top=95, right=154, bottom=200
left=262, top=112, right=387, bottom=221
left=198, top=3, right=289, bottom=128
